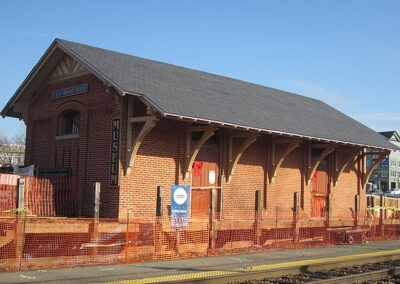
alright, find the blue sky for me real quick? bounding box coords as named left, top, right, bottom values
left=0, top=0, right=399, bottom=138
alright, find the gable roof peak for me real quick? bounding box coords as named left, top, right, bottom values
left=379, top=131, right=400, bottom=140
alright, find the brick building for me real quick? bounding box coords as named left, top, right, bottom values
left=367, top=131, right=400, bottom=191
left=1, top=39, right=397, bottom=227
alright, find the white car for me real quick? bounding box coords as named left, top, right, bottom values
left=386, top=189, right=400, bottom=197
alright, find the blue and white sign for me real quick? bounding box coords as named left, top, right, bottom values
left=171, top=185, right=190, bottom=228
left=52, top=83, right=88, bottom=100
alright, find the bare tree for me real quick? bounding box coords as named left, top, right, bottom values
left=11, top=129, right=26, bottom=145
left=0, top=130, right=26, bottom=166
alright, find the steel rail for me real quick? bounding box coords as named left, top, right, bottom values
left=309, top=267, right=400, bottom=284
left=165, top=252, right=400, bottom=284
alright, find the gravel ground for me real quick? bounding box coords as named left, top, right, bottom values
left=368, top=277, right=400, bottom=283
left=233, top=260, right=400, bottom=283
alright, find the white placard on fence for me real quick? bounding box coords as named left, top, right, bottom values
left=0, top=174, right=19, bottom=186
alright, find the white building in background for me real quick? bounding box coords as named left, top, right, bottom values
left=368, top=131, right=400, bottom=191
left=0, top=144, right=25, bottom=166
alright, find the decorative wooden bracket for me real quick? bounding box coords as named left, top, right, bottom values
left=306, top=144, right=336, bottom=185
left=185, top=125, right=216, bottom=179
left=333, top=148, right=362, bottom=187
left=362, top=150, right=389, bottom=189
left=269, top=139, right=301, bottom=184
left=125, top=115, right=157, bottom=176
left=12, top=101, right=29, bottom=124
left=227, top=131, right=259, bottom=183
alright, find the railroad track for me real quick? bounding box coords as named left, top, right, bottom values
left=243, top=264, right=400, bottom=284
left=308, top=267, right=400, bottom=283
left=156, top=250, right=400, bottom=284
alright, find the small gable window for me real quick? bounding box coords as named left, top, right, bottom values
left=58, top=110, right=80, bottom=136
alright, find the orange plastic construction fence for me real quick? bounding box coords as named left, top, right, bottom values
left=0, top=174, right=78, bottom=217
left=0, top=209, right=398, bottom=272
left=24, top=176, right=78, bottom=217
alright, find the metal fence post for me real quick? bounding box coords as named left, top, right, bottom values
left=16, top=178, right=26, bottom=270
left=156, top=186, right=163, bottom=217
left=17, top=178, right=25, bottom=213
left=380, top=195, right=385, bottom=237
left=255, top=190, right=262, bottom=245
left=293, top=192, right=300, bottom=242
left=209, top=188, right=217, bottom=249
left=354, top=194, right=360, bottom=227
left=125, top=212, right=130, bottom=263
left=94, top=182, right=101, bottom=219
left=93, top=182, right=101, bottom=257
left=155, top=186, right=164, bottom=256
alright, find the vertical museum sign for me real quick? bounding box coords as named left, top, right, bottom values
left=110, top=118, right=121, bottom=186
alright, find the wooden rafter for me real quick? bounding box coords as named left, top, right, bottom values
left=306, top=144, right=336, bottom=185
left=333, top=148, right=362, bottom=187
left=47, top=54, right=88, bottom=82
left=269, top=139, right=301, bottom=184
left=226, top=131, right=258, bottom=183
left=185, top=125, right=216, bottom=179
left=362, top=151, right=389, bottom=189
left=125, top=115, right=157, bottom=176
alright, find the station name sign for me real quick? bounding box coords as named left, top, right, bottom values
left=52, top=83, right=88, bottom=100
left=110, top=118, right=121, bottom=186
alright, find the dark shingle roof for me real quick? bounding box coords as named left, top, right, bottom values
left=4, top=39, right=398, bottom=150
left=379, top=131, right=396, bottom=139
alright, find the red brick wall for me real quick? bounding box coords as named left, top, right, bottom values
left=25, top=72, right=365, bottom=222
left=119, top=117, right=189, bottom=218
left=331, top=152, right=364, bottom=221
left=267, top=147, right=304, bottom=220
left=26, top=74, right=121, bottom=217
left=220, top=137, right=266, bottom=220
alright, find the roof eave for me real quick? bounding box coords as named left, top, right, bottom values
left=1, top=39, right=60, bottom=118
left=56, top=39, right=126, bottom=96
left=1, top=38, right=129, bottom=119
left=163, top=112, right=395, bottom=151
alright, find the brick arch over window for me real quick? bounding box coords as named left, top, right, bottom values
left=55, top=99, right=86, bottom=137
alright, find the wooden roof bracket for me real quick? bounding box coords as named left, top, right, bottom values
left=226, top=131, right=259, bottom=183
left=269, top=138, right=301, bottom=184
left=185, top=125, right=216, bottom=179
left=125, top=111, right=157, bottom=176
left=333, top=148, right=362, bottom=187
left=12, top=101, right=29, bottom=124
left=362, top=150, right=390, bottom=189
left=306, top=144, right=336, bottom=185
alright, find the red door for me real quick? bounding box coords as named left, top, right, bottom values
left=311, top=160, right=329, bottom=218
left=191, top=145, right=220, bottom=217
left=191, top=188, right=211, bottom=217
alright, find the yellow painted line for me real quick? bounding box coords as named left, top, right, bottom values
left=102, top=248, right=400, bottom=284
left=250, top=248, right=400, bottom=272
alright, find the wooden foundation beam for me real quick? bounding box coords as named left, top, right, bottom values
left=227, top=131, right=258, bottom=183
left=185, top=125, right=216, bottom=179
left=306, top=144, right=336, bottom=185
left=269, top=139, right=301, bottom=184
